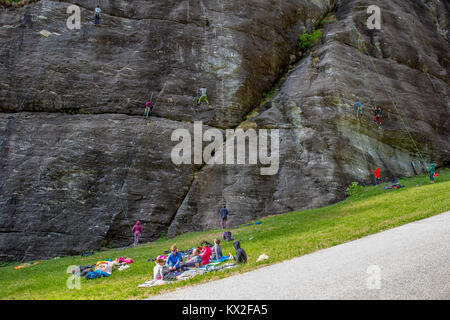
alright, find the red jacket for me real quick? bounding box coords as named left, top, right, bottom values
left=132, top=221, right=143, bottom=234
left=372, top=168, right=381, bottom=178
left=200, top=246, right=212, bottom=265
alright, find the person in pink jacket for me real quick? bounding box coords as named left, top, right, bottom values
left=200, top=240, right=212, bottom=265
left=132, top=221, right=143, bottom=247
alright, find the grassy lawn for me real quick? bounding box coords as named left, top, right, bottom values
left=1, top=169, right=449, bottom=300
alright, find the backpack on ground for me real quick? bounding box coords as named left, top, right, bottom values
left=222, top=231, right=234, bottom=242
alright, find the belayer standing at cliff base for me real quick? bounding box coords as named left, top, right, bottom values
left=132, top=220, right=143, bottom=247
left=372, top=167, right=381, bottom=186
left=428, top=163, right=436, bottom=183
left=219, top=204, right=228, bottom=229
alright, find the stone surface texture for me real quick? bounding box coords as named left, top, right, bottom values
left=0, top=0, right=448, bottom=260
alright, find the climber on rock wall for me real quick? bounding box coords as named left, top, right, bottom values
left=374, top=106, right=382, bottom=128
left=197, top=87, right=209, bottom=105
left=94, top=5, right=101, bottom=25
left=144, top=100, right=154, bottom=119
left=354, top=101, right=363, bottom=117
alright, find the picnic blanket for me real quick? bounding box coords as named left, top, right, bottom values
left=138, top=262, right=237, bottom=288
left=209, top=255, right=231, bottom=263
left=146, top=245, right=213, bottom=262
left=138, top=279, right=168, bottom=288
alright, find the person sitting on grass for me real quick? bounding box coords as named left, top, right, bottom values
left=180, top=248, right=203, bottom=270
left=166, top=244, right=183, bottom=272
left=200, top=240, right=212, bottom=266
left=211, top=238, right=223, bottom=261
left=153, top=256, right=166, bottom=280
left=232, top=240, right=247, bottom=264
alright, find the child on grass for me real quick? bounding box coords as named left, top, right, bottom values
left=153, top=256, right=166, bottom=280
left=200, top=240, right=212, bottom=265
left=211, top=238, right=223, bottom=261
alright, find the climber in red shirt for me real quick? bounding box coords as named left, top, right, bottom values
left=374, top=107, right=382, bottom=128
left=372, top=167, right=381, bottom=186
left=144, top=100, right=153, bottom=119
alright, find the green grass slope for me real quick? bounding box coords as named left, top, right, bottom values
left=1, top=169, right=449, bottom=300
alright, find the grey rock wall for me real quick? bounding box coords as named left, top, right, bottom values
left=0, top=0, right=449, bottom=261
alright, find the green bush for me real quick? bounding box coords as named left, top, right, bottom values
left=297, top=29, right=323, bottom=52
left=345, top=182, right=364, bottom=196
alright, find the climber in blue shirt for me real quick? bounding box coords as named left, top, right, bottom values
left=354, top=101, right=362, bottom=117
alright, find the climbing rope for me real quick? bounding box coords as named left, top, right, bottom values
left=352, top=25, right=426, bottom=164
left=115, top=125, right=143, bottom=230
left=355, top=35, right=378, bottom=109
left=115, top=85, right=168, bottom=230
left=116, top=94, right=157, bottom=231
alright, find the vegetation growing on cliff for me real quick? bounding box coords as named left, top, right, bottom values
left=297, top=29, right=323, bottom=52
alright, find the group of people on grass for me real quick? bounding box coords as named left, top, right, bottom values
left=153, top=239, right=247, bottom=280
left=130, top=212, right=247, bottom=282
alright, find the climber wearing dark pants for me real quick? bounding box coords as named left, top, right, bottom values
left=428, top=163, right=436, bottom=183
left=220, top=204, right=228, bottom=229
left=94, top=6, right=101, bottom=25
left=374, top=107, right=382, bottom=128
left=144, top=100, right=153, bottom=119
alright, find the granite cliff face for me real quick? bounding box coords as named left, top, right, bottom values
left=0, top=0, right=449, bottom=261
